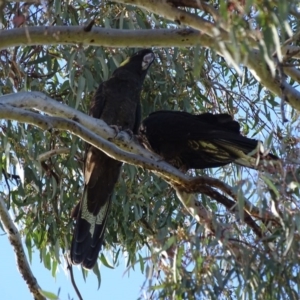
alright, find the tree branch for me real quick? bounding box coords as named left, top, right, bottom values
left=1, top=24, right=300, bottom=110
left=0, top=92, right=278, bottom=224
left=247, top=49, right=300, bottom=111
left=176, top=184, right=265, bottom=238
left=283, top=65, right=300, bottom=84
left=175, top=189, right=260, bottom=253
left=116, top=0, right=229, bottom=40
left=115, top=0, right=260, bottom=45
left=0, top=196, right=46, bottom=300
left=178, top=176, right=278, bottom=223
left=66, top=257, right=83, bottom=300
left=0, top=91, right=183, bottom=164
left=0, top=92, right=280, bottom=286
left=114, top=0, right=300, bottom=109
left=37, top=148, right=70, bottom=161
left=169, top=0, right=221, bottom=22
left=0, top=92, right=250, bottom=196
left=6, top=0, right=40, bottom=2
left=0, top=92, right=218, bottom=185
left=0, top=26, right=205, bottom=51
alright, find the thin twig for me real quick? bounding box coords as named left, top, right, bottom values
left=66, top=257, right=83, bottom=300
left=2, top=168, right=11, bottom=209
left=38, top=148, right=70, bottom=161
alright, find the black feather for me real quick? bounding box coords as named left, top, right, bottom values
left=71, top=49, right=154, bottom=269
left=139, top=110, right=279, bottom=170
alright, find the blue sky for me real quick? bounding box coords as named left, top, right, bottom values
left=2, top=235, right=146, bottom=299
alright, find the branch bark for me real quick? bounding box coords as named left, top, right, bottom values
left=0, top=26, right=205, bottom=51
left=0, top=96, right=225, bottom=186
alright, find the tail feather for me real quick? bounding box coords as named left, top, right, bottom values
left=70, top=188, right=111, bottom=269
left=70, top=149, right=122, bottom=269
left=225, top=141, right=280, bottom=170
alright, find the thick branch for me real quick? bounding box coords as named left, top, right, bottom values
left=115, top=0, right=261, bottom=45
left=115, top=0, right=229, bottom=40
left=247, top=50, right=300, bottom=111
left=0, top=102, right=239, bottom=197
left=0, top=92, right=278, bottom=225
left=282, top=45, right=300, bottom=60
left=1, top=25, right=300, bottom=110
left=0, top=26, right=205, bottom=51
left=169, top=0, right=220, bottom=21
left=283, top=66, right=300, bottom=84
left=0, top=94, right=279, bottom=278
left=0, top=196, right=46, bottom=300
left=0, top=92, right=184, bottom=165
left=0, top=92, right=225, bottom=186
left=113, top=0, right=300, bottom=109
left=0, top=102, right=189, bottom=184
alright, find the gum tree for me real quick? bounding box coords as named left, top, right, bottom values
left=1, top=1, right=300, bottom=299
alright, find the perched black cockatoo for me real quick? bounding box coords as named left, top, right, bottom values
left=139, top=110, right=279, bottom=170
left=71, top=49, right=155, bottom=269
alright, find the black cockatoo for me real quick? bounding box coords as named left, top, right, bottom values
left=139, top=110, right=279, bottom=170
left=71, top=49, right=155, bottom=269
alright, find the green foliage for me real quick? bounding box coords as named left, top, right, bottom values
left=1, top=0, right=300, bottom=299
left=39, top=289, right=59, bottom=300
